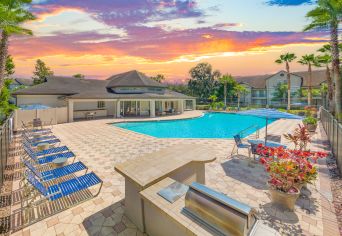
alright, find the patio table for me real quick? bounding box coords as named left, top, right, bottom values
left=52, top=157, right=67, bottom=168
left=247, top=139, right=286, bottom=148
left=36, top=142, right=50, bottom=151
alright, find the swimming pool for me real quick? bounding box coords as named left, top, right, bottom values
left=114, top=113, right=276, bottom=139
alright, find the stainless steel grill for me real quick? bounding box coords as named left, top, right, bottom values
left=184, top=182, right=258, bottom=236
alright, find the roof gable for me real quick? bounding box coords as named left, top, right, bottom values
left=106, top=70, right=166, bottom=88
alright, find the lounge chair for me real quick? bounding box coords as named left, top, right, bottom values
left=21, top=121, right=52, bottom=134
left=23, top=143, right=75, bottom=165
left=22, top=132, right=57, bottom=143
left=16, top=169, right=102, bottom=230
left=22, top=134, right=60, bottom=147
left=231, top=134, right=251, bottom=157
left=23, top=169, right=102, bottom=202
left=22, top=141, right=69, bottom=157
left=22, top=158, right=87, bottom=182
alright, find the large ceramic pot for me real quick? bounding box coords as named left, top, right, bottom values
left=304, top=123, right=317, bottom=132
left=269, top=187, right=300, bottom=211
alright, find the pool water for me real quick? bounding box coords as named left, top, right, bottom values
left=114, top=113, right=276, bottom=139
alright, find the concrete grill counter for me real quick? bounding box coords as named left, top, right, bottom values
left=114, top=144, right=216, bottom=232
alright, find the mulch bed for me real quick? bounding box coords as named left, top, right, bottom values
left=326, top=154, right=342, bottom=235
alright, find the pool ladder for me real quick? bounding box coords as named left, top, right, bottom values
left=238, top=124, right=260, bottom=139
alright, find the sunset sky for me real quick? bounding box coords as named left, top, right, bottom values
left=10, top=0, right=328, bottom=83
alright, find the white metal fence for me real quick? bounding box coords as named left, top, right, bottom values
left=320, top=107, right=342, bottom=175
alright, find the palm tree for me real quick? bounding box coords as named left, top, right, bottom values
left=316, top=54, right=334, bottom=111
left=219, top=74, right=233, bottom=107
left=0, top=0, right=35, bottom=93
left=304, top=0, right=342, bottom=120
left=235, top=84, right=248, bottom=110
left=298, top=54, right=319, bottom=106
left=275, top=53, right=297, bottom=110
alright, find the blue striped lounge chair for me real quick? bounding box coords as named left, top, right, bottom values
left=22, top=134, right=60, bottom=147
left=19, top=169, right=102, bottom=227
left=23, top=141, right=69, bottom=157
left=22, top=158, right=87, bottom=182
left=23, top=169, right=102, bottom=203
left=21, top=121, right=52, bottom=134
left=23, top=132, right=57, bottom=143
left=23, top=143, right=75, bottom=165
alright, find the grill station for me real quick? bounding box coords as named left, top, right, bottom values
left=184, top=182, right=258, bottom=236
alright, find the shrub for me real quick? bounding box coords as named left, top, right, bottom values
left=303, top=116, right=317, bottom=125
left=196, top=105, right=210, bottom=110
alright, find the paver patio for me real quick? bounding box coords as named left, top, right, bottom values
left=3, top=111, right=340, bottom=236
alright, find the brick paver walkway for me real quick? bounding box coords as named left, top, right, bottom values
left=3, top=111, right=339, bottom=236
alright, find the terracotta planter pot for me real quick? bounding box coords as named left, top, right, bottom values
left=304, top=123, right=317, bottom=132
left=269, top=187, right=300, bottom=211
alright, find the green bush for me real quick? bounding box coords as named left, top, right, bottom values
left=196, top=105, right=210, bottom=110
left=0, top=79, right=16, bottom=124
left=303, top=116, right=317, bottom=125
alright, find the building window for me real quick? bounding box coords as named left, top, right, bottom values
left=97, top=101, right=105, bottom=108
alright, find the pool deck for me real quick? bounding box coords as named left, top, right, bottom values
left=3, top=111, right=340, bottom=236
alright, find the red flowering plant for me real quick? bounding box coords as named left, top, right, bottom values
left=283, top=124, right=311, bottom=150
left=257, top=144, right=328, bottom=193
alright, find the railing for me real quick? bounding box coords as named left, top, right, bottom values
left=239, top=124, right=260, bottom=139
left=0, top=113, right=14, bottom=186
left=320, top=107, right=342, bottom=175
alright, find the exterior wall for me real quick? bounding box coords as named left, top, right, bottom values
left=14, top=107, right=68, bottom=130
left=240, top=84, right=252, bottom=105
left=266, top=72, right=302, bottom=105
left=106, top=101, right=115, bottom=116
left=16, top=95, right=67, bottom=107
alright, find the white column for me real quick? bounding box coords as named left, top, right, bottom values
left=68, top=100, right=74, bottom=122
left=116, top=100, right=121, bottom=118
left=193, top=99, right=196, bottom=110
left=150, top=100, right=155, bottom=117
left=179, top=100, right=184, bottom=113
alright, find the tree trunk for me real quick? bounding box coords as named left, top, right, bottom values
left=286, top=62, right=291, bottom=110
left=224, top=82, right=227, bottom=107
left=308, top=63, right=312, bottom=106
left=237, top=93, right=240, bottom=110
left=331, top=23, right=341, bottom=120
left=0, top=31, right=9, bottom=95
left=326, top=65, right=334, bottom=112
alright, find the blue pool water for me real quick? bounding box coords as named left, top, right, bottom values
left=114, top=113, right=276, bottom=139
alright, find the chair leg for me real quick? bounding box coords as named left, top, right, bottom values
left=230, top=145, right=236, bottom=157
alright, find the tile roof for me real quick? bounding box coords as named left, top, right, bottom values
left=106, top=70, right=166, bottom=88
left=235, top=70, right=326, bottom=89
left=13, top=72, right=192, bottom=99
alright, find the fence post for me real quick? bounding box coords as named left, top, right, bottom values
left=0, top=113, right=14, bottom=187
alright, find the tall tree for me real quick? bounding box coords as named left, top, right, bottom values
left=304, top=0, right=342, bottom=120
left=188, top=63, right=221, bottom=102
left=219, top=74, right=234, bottom=107
left=32, top=59, right=54, bottom=84
left=73, top=73, right=85, bottom=79
left=234, top=84, right=248, bottom=110
left=316, top=54, right=334, bottom=111
left=275, top=53, right=297, bottom=110
left=150, top=74, right=165, bottom=83
left=0, top=0, right=35, bottom=93
left=5, top=55, right=15, bottom=78
left=316, top=43, right=342, bottom=112
left=298, top=54, right=319, bottom=106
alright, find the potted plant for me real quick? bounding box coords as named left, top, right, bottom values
left=303, top=116, right=317, bottom=132
left=284, top=124, right=311, bottom=150
left=257, top=145, right=327, bottom=211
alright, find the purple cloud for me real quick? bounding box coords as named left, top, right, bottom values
left=31, top=0, right=204, bottom=27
